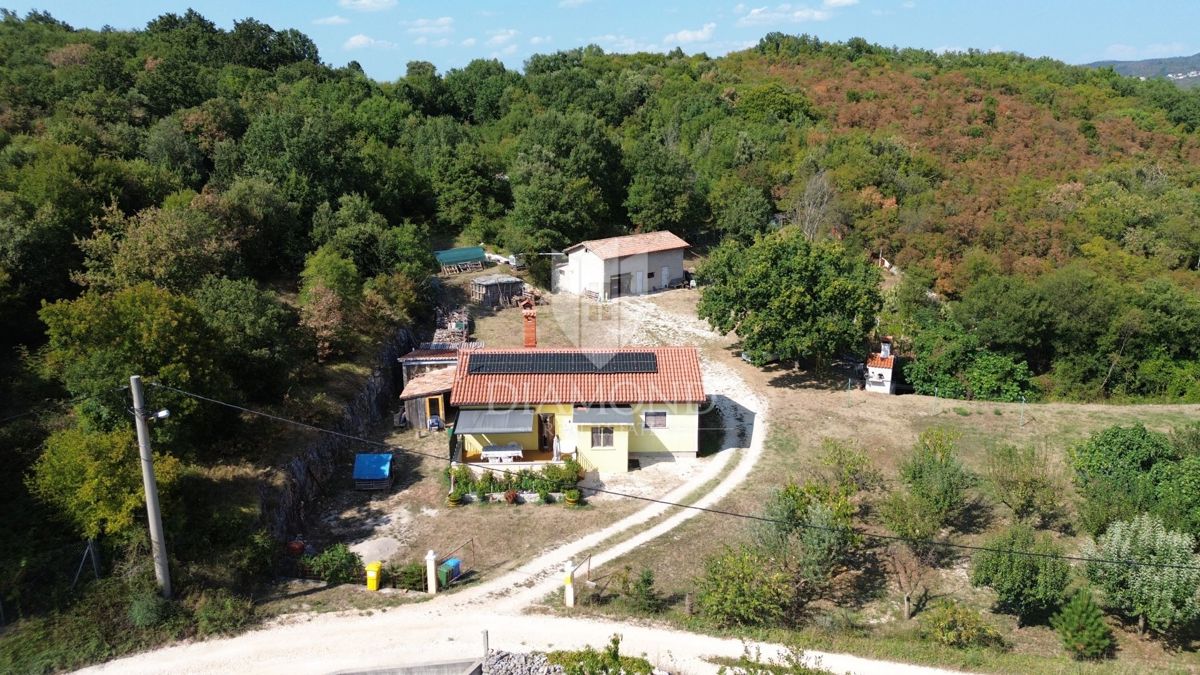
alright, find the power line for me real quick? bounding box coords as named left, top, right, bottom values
left=153, top=382, right=1200, bottom=573
left=0, top=389, right=124, bottom=427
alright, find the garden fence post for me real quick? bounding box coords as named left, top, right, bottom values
left=425, top=549, right=437, bottom=595
left=563, top=560, right=575, bottom=608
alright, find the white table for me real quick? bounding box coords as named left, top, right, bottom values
left=481, top=442, right=524, bottom=463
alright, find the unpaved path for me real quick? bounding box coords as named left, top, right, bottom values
left=80, top=292, right=959, bottom=675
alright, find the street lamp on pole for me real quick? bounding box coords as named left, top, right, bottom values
left=129, top=375, right=172, bottom=599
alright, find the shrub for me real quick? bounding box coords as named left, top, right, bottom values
left=547, top=635, right=654, bottom=675
left=621, top=568, right=662, bottom=614
left=878, top=489, right=942, bottom=562
left=128, top=589, right=171, bottom=629
left=542, top=458, right=582, bottom=489
left=983, top=445, right=1061, bottom=525
left=899, top=429, right=975, bottom=526
left=1069, top=424, right=1174, bottom=535
left=389, top=562, right=427, bottom=591
left=757, top=481, right=858, bottom=581
left=697, top=547, right=795, bottom=628
left=1051, top=590, right=1114, bottom=660
left=537, top=487, right=552, bottom=504
left=192, top=589, right=254, bottom=636
left=1083, top=513, right=1200, bottom=637
left=969, top=525, right=1070, bottom=625
left=307, top=543, right=363, bottom=585
left=918, top=601, right=1005, bottom=650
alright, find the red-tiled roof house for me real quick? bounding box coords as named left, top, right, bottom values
left=449, top=346, right=705, bottom=474
left=552, top=231, right=690, bottom=300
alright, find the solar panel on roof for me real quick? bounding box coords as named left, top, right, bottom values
left=467, top=352, right=658, bottom=374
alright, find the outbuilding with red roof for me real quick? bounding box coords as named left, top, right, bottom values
left=551, top=231, right=690, bottom=300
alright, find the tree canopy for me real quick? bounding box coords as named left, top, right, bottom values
left=697, top=228, right=882, bottom=364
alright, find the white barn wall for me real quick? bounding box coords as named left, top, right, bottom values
left=555, top=247, right=686, bottom=299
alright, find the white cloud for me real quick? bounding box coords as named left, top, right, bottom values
left=404, top=16, right=454, bottom=34
left=338, top=0, right=396, bottom=12
left=734, top=2, right=747, bottom=12
left=737, top=5, right=832, bottom=26
left=530, top=35, right=553, bottom=45
left=664, top=22, right=716, bottom=45
left=823, top=0, right=857, bottom=6
left=313, top=15, right=350, bottom=25
left=901, top=0, right=916, bottom=7
left=559, top=0, right=591, bottom=7
left=591, top=33, right=660, bottom=53
left=415, top=36, right=452, bottom=47
left=343, top=33, right=395, bottom=50
left=461, top=37, right=477, bottom=46
left=487, top=28, right=519, bottom=45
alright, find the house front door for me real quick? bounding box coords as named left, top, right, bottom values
left=661, top=265, right=670, bottom=288
left=538, top=414, right=555, bottom=452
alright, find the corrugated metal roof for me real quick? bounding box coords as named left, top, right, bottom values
left=564, top=231, right=690, bottom=260
left=435, top=246, right=486, bottom=265
left=472, top=274, right=524, bottom=286
left=450, top=346, right=705, bottom=406
left=453, top=408, right=535, bottom=434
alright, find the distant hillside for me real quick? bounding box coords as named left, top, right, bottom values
left=1087, top=52, right=1200, bottom=88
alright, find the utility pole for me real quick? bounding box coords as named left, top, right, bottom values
left=130, top=375, right=172, bottom=599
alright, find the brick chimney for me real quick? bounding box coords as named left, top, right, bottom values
left=521, top=299, right=537, bottom=348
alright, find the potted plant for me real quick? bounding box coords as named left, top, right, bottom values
left=504, top=488, right=519, bottom=505
left=564, top=488, right=581, bottom=506
left=447, top=487, right=464, bottom=507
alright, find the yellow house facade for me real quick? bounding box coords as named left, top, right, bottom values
left=449, top=347, right=706, bottom=475
left=456, top=402, right=701, bottom=473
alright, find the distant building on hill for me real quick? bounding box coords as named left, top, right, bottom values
left=551, top=231, right=690, bottom=301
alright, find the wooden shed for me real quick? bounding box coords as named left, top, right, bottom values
left=470, top=274, right=525, bottom=307
left=399, top=365, right=456, bottom=433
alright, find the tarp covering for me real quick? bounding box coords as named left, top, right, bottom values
left=572, top=406, right=635, bottom=425
left=454, top=408, right=534, bottom=434
left=435, top=246, right=487, bottom=266
left=353, top=453, right=393, bottom=480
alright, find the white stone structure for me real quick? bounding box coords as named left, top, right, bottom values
left=866, top=337, right=896, bottom=395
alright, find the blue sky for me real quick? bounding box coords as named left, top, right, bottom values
left=12, top=1, right=1200, bottom=80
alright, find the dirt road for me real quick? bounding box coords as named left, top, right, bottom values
left=78, top=292, right=959, bottom=675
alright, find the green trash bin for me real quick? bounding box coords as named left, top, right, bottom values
left=437, top=558, right=462, bottom=588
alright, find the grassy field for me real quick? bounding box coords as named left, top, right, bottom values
left=546, top=290, right=1200, bottom=673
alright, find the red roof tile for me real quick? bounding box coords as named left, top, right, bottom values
left=450, top=347, right=705, bottom=406
left=867, top=354, right=895, bottom=369
left=565, top=231, right=690, bottom=260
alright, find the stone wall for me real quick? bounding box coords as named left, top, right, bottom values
left=259, top=328, right=416, bottom=540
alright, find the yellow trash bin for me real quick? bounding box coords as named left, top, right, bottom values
left=365, top=561, right=383, bottom=591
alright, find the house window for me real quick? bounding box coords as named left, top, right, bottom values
left=591, top=426, right=614, bottom=448
left=647, top=272, right=655, bottom=279
left=643, top=412, right=667, bottom=429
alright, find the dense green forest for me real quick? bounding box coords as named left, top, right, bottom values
left=2, top=8, right=1200, bottom=670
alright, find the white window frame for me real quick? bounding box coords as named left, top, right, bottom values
left=643, top=412, right=667, bottom=429
left=591, top=426, right=614, bottom=448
